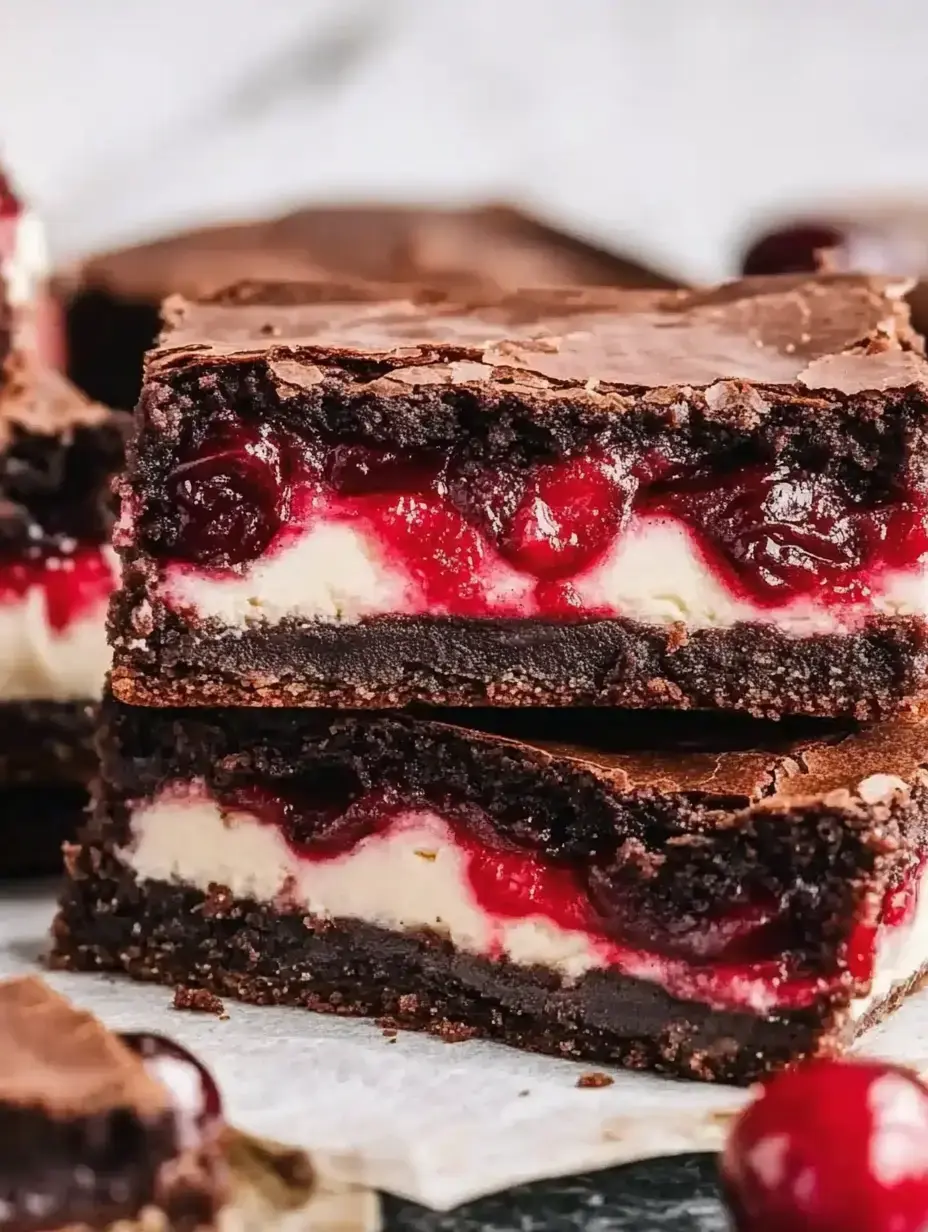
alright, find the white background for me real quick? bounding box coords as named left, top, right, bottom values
left=2, top=0, right=928, bottom=281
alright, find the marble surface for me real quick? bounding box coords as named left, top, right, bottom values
left=384, top=1155, right=727, bottom=1232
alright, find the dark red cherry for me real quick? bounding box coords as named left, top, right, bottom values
left=325, top=443, right=444, bottom=496
left=0, top=171, right=20, bottom=220
left=655, top=465, right=865, bottom=603
left=166, top=422, right=287, bottom=567
left=223, top=783, right=394, bottom=859
left=721, top=1059, right=928, bottom=1232
left=501, top=455, right=628, bottom=579
left=120, top=1031, right=222, bottom=1144
left=741, top=223, right=844, bottom=276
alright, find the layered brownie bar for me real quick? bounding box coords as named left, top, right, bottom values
left=1, top=169, right=47, bottom=378
left=0, top=365, right=127, bottom=870
left=61, top=203, right=674, bottom=409
left=112, top=274, right=928, bottom=719
left=0, top=975, right=226, bottom=1230
left=54, top=699, right=928, bottom=1084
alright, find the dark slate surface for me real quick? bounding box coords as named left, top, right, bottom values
left=383, top=1154, right=729, bottom=1231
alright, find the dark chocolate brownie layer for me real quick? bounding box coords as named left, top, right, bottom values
left=0, top=700, right=96, bottom=786
left=109, top=604, right=928, bottom=720
left=0, top=702, right=96, bottom=876
left=0, top=363, right=128, bottom=554
left=53, top=700, right=928, bottom=1083
left=111, top=273, right=928, bottom=720
left=54, top=864, right=891, bottom=1087
left=61, top=203, right=674, bottom=409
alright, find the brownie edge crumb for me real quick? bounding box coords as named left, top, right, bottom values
left=576, top=1072, right=616, bottom=1089
left=172, top=986, right=226, bottom=1016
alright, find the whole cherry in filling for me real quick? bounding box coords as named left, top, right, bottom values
left=721, top=1059, right=928, bottom=1232
left=166, top=421, right=289, bottom=567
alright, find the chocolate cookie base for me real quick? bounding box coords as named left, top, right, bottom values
left=109, top=607, right=928, bottom=720
left=53, top=863, right=867, bottom=1086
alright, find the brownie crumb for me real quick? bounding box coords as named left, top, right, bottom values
left=382, top=1028, right=398, bottom=1040
left=434, top=1019, right=480, bottom=1044
left=172, top=986, right=225, bottom=1015
left=576, top=1071, right=615, bottom=1089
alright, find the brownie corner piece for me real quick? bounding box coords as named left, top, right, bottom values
left=110, top=272, right=928, bottom=719
left=53, top=701, right=928, bottom=1085
left=0, top=974, right=228, bottom=1230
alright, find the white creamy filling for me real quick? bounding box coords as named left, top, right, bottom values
left=162, top=514, right=928, bottom=634
left=0, top=550, right=116, bottom=701
left=121, top=792, right=928, bottom=1018
left=2, top=211, right=48, bottom=306
left=121, top=798, right=607, bottom=981
left=850, top=866, right=928, bottom=1022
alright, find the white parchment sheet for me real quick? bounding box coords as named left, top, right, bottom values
left=7, top=882, right=928, bottom=1211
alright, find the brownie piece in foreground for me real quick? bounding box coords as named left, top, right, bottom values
left=61, top=203, right=674, bottom=410
left=0, top=365, right=127, bottom=872
left=0, top=975, right=227, bottom=1230
left=54, top=698, right=928, bottom=1085
left=0, top=169, right=47, bottom=381
left=112, top=273, right=928, bottom=719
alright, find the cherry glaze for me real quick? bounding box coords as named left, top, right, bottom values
left=0, top=545, right=115, bottom=631
left=162, top=422, right=928, bottom=618
left=721, top=1059, right=928, bottom=1232
left=216, top=783, right=926, bottom=1014
left=0, top=170, right=21, bottom=267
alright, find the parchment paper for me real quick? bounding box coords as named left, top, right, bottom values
left=8, top=882, right=926, bottom=1211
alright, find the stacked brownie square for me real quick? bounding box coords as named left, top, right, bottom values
left=54, top=272, right=928, bottom=1083
left=0, top=171, right=127, bottom=872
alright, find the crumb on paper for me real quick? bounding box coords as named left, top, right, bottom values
left=519, top=1089, right=530, bottom=1097
left=172, top=986, right=226, bottom=1016
left=435, top=1019, right=480, bottom=1044
left=382, top=1028, right=398, bottom=1040
left=576, top=1071, right=615, bottom=1089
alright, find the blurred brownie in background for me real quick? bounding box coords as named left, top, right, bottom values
left=741, top=208, right=928, bottom=336
left=59, top=204, right=675, bottom=409
left=1, top=169, right=49, bottom=380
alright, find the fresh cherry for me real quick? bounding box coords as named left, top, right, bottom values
left=720, top=1059, right=928, bottom=1232
left=120, top=1031, right=222, bottom=1145
left=166, top=422, right=287, bottom=567
left=500, top=454, right=629, bottom=579
left=741, top=223, right=844, bottom=276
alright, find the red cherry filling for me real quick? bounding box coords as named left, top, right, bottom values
left=648, top=464, right=927, bottom=605
left=721, top=1059, right=928, bottom=1232
left=120, top=1031, right=223, bottom=1144
left=166, top=422, right=288, bottom=567
left=0, top=544, right=114, bottom=631
left=499, top=455, right=629, bottom=579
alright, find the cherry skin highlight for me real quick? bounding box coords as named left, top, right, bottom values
left=720, top=1059, right=928, bottom=1232
left=120, top=1031, right=223, bottom=1141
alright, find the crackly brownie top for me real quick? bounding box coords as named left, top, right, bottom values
left=424, top=709, right=928, bottom=809
left=0, top=977, right=168, bottom=1118
left=149, top=272, right=928, bottom=396
left=0, top=361, right=116, bottom=447
left=61, top=204, right=671, bottom=305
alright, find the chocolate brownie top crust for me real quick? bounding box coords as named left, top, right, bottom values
left=0, top=361, right=115, bottom=446
left=0, top=977, right=167, bottom=1118
left=151, top=272, right=926, bottom=396
left=62, top=204, right=674, bottom=304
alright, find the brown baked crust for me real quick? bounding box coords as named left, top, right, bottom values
left=108, top=605, right=928, bottom=721
left=0, top=361, right=128, bottom=555
left=51, top=698, right=928, bottom=1083
left=62, top=203, right=675, bottom=410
